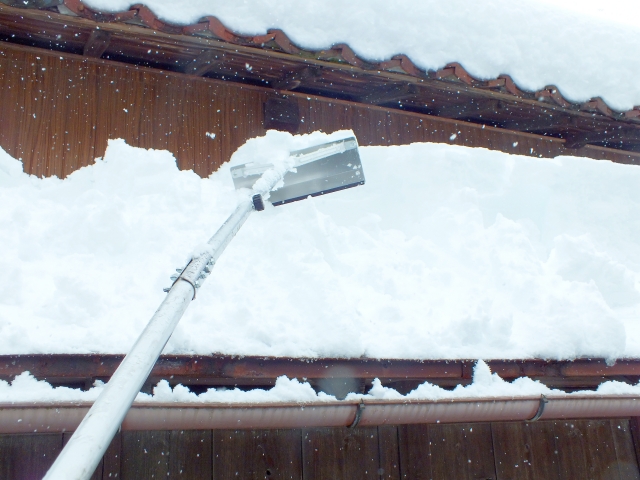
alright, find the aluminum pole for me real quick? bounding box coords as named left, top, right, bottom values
left=45, top=191, right=263, bottom=479
left=44, top=142, right=355, bottom=479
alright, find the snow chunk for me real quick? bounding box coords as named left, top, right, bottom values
left=0, top=372, right=105, bottom=403
left=140, top=375, right=337, bottom=403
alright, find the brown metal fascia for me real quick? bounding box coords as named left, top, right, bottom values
left=0, top=355, right=465, bottom=382
left=3, top=395, right=640, bottom=434
left=5, top=355, right=640, bottom=384
left=220, top=358, right=463, bottom=380
left=560, top=360, right=640, bottom=377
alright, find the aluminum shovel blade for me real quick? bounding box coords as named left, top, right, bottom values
left=230, top=136, right=365, bottom=206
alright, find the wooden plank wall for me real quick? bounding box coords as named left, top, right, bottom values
left=1, top=419, right=639, bottom=479
left=1, top=42, right=639, bottom=179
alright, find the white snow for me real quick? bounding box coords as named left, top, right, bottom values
left=81, top=0, right=640, bottom=111
left=2, top=131, right=640, bottom=361
left=2, top=361, right=639, bottom=404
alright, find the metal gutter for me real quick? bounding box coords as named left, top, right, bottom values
left=539, top=396, right=640, bottom=420
left=2, top=395, right=640, bottom=434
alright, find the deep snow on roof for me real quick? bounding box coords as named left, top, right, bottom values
left=76, top=0, right=640, bottom=112
left=1, top=132, right=640, bottom=361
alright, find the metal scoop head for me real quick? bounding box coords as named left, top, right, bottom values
left=230, top=136, right=365, bottom=206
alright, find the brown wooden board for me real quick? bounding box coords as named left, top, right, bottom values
left=610, top=419, right=640, bottom=480
left=121, top=430, right=171, bottom=478
left=1, top=42, right=639, bottom=182
left=397, top=424, right=430, bottom=479
left=213, top=428, right=301, bottom=480
left=0, top=433, right=62, bottom=480
left=398, top=423, right=496, bottom=480
left=121, top=429, right=212, bottom=479
left=493, top=419, right=640, bottom=480
left=169, top=430, right=212, bottom=479
left=630, top=418, right=640, bottom=475
left=302, top=426, right=379, bottom=480
left=2, top=421, right=640, bottom=478
left=377, top=425, right=401, bottom=480
left=492, top=421, right=561, bottom=479
left=554, top=419, right=622, bottom=480
left=103, top=430, right=123, bottom=480
left=62, top=430, right=123, bottom=480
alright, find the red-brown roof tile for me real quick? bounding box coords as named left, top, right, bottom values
left=5, top=0, right=640, bottom=118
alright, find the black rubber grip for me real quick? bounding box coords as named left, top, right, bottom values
left=252, top=194, right=265, bottom=211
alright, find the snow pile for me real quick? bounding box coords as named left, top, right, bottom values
left=2, top=131, right=640, bottom=360
left=0, top=372, right=106, bottom=403
left=0, top=372, right=335, bottom=404
left=3, top=361, right=640, bottom=404
left=82, top=0, right=640, bottom=110
left=145, top=376, right=337, bottom=404
left=358, top=361, right=555, bottom=402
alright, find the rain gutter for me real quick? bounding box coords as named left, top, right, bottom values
left=2, top=395, right=640, bottom=433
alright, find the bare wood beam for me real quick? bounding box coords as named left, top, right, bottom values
left=183, top=50, right=221, bottom=76
left=564, top=127, right=640, bottom=149
left=272, top=72, right=302, bottom=90
left=435, top=99, right=505, bottom=119
left=272, top=66, right=322, bottom=90
left=83, top=29, right=111, bottom=58
left=263, top=97, right=300, bottom=133
left=503, top=115, right=583, bottom=132
left=360, top=84, right=419, bottom=105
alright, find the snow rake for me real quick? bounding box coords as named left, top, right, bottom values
left=44, top=136, right=365, bottom=480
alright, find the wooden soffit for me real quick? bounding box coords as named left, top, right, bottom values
left=0, top=2, right=640, bottom=153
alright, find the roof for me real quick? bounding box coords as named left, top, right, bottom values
left=1, top=1, right=640, bottom=152
left=2, top=1, right=640, bottom=412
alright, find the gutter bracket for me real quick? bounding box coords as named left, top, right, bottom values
left=348, top=400, right=365, bottom=429
left=528, top=395, right=548, bottom=422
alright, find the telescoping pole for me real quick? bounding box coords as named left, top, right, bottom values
left=45, top=136, right=365, bottom=480
left=44, top=187, right=275, bottom=480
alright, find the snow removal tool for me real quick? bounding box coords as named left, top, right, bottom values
left=45, top=136, right=364, bottom=480
left=231, top=136, right=364, bottom=207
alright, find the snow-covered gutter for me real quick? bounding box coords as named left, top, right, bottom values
left=2, top=395, right=640, bottom=434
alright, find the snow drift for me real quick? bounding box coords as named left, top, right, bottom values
left=1, top=131, right=640, bottom=361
